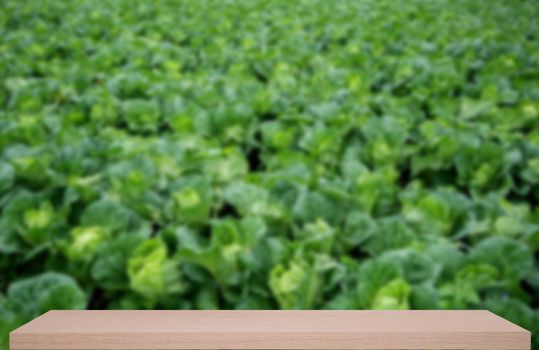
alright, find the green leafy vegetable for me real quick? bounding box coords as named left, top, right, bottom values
left=0, top=0, right=538, bottom=347
left=7, top=272, right=86, bottom=320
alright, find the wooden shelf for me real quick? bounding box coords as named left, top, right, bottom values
left=10, top=310, right=530, bottom=350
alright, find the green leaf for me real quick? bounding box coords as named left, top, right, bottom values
left=224, top=181, right=283, bottom=218
left=410, top=284, right=440, bottom=309
left=168, top=176, right=212, bottom=224
left=178, top=217, right=266, bottom=286
left=2, top=192, right=63, bottom=247
left=122, top=99, right=160, bottom=133
left=65, top=226, right=110, bottom=262
left=380, top=249, right=439, bottom=284
left=293, top=190, right=343, bottom=225
left=357, top=259, right=403, bottom=309
left=0, top=162, right=15, bottom=194
left=363, top=217, right=414, bottom=255
left=469, top=237, right=533, bottom=282
left=91, top=235, right=144, bottom=290
left=127, top=239, right=182, bottom=301
left=81, top=199, right=148, bottom=236
left=0, top=294, right=17, bottom=350
left=270, top=255, right=334, bottom=309
left=341, top=211, right=376, bottom=249
left=355, top=167, right=398, bottom=215
left=7, top=272, right=86, bottom=319
left=371, top=278, right=411, bottom=310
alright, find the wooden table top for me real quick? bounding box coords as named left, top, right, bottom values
left=10, top=310, right=530, bottom=350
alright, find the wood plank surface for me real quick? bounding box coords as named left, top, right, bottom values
left=9, top=310, right=530, bottom=350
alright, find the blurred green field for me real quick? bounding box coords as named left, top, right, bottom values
left=1, top=0, right=539, bottom=349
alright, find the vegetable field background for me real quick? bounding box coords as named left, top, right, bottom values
left=1, top=0, right=538, bottom=348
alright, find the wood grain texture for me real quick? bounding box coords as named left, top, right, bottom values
left=9, top=310, right=530, bottom=350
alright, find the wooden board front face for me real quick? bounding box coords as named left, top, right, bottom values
left=9, top=310, right=531, bottom=350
